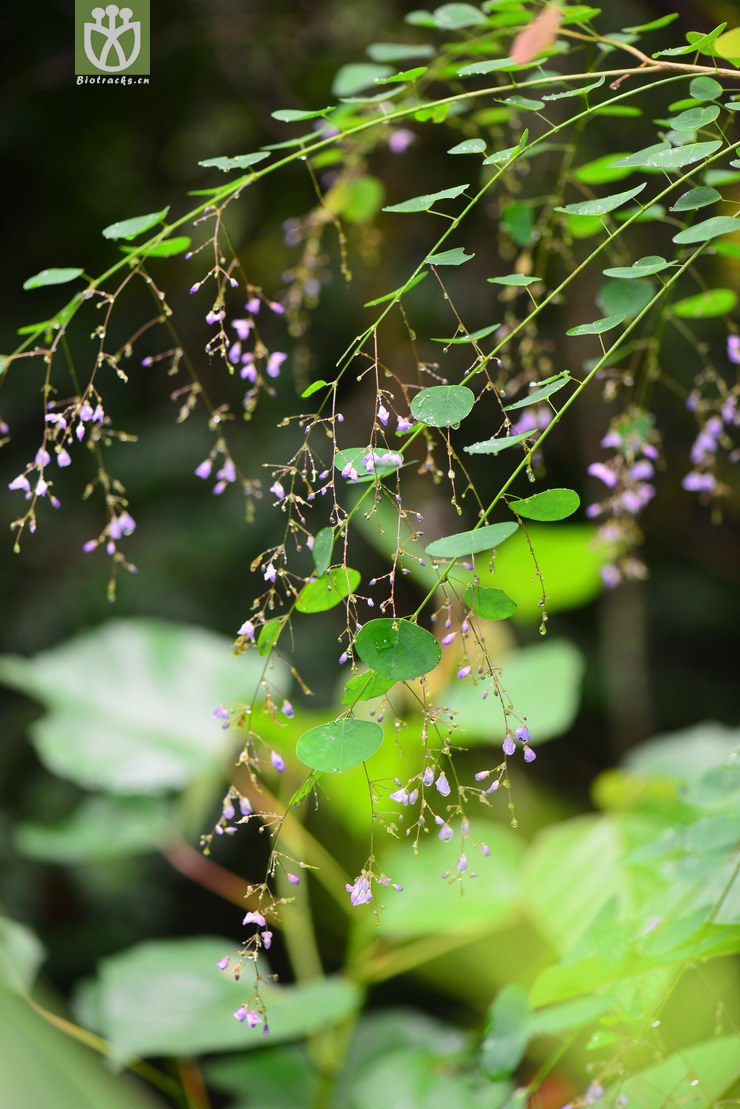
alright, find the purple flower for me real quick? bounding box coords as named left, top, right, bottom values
left=8, top=474, right=30, bottom=493
left=503, top=736, right=516, bottom=757
left=234, top=1006, right=262, bottom=1027
left=195, top=459, right=212, bottom=479
left=601, top=564, right=621, bottom=589
left=212, top=705, right=229, bottom=720
left=281, top=699, right=294, bottom=717
left=457, top=665, right=471, bottom=680
left=442, top=632, right=455, bottom=647
left=246, top=297, right=261, bottom=314
left=515, top=725, right=530, bottom=744
left=270, top=750, right=286, bottom=772
left=57, top=449, right=72, bottom=468
left=238, top=619, right=255, bottom=640
left=206, top=307, right=225, bottom=325
left=389, top=786, right=410, bottom=805
left=264, top=563, right=277, bottom=583
left=396, top=416, right=413, bottom=434
left=435, top=772, right=451, bottom=797
left=270, top=480, right=285, bottom=499
left=341, top=462, right=359, bottom=482
left=388, top=128, right=415, bottom=153
left=243, top=911, right=266, bottom=927
left=287, top=872, right=300, bottom=886
left=683, top=471, right=716, bottom=492
left=377, top=404, right=390, bottom=426
left=260, top=930, right=273, bottom=950
left=346, top=874, right=372, bottom=906
left=266, top=352, right=287, bottom=378
left=523, top=745, right=536, bottom=762
left=480, top=843, right=491, bottom=857
left=588, top=462, right=618, bottom=488
left=232, top=318, right=253, bottom=341
left=216, top=956, right=230, bottom=969
left=422, top=767, right=434, bottom=786
left=728, top=335, right=740, bottom=365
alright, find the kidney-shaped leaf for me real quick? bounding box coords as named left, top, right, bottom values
left=464, top=585, right=517, bottom=620
left=410, top=385, right=475, bottom=427
left=355, top=619, right=441, bottom=680
left=425, top=521, right=519, bottom=559
left=296, top=718, right=383, bottom=772
left=509, top=488, right=580, bottom=521
left=79, top=937, right=362, bottom=1064
left=295, top=567, right=360, bottom=613
left=0, top=619, right=273, bottom=794
left=101, top=208, right=170, bottom=241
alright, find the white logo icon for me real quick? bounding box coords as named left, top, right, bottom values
left=84, top=5, right=141, bottom=72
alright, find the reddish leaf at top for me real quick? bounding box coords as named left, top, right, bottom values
left=511, top=3, right=562, bottom=65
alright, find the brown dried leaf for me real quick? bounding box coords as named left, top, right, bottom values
left=511, top=3, right=562, bottom=65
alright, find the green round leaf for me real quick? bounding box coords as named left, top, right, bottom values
left=555, top=182, right=647, bottom=216
left=509, top=488, right=580, bottom=521
left=331, top=63, right=394, bottom=97
left=354, top=619, right=441, bottom=680
left=101, top=208, right=170, bottom=241
left=296, top=718, right=383, bottom=772
left=295, top=567, right=360, bottom=613
left=312, top=528, right=334, bottom=577
left=410, top=385, right=475, bottom=427
left=566, top=314, right=624, bottom=337
left=447, top=138, right=486, bottom=155
left=669, top=105, right=719, bottom=131
left=341, top=671, right=396, bottom=705
left=22, top=267, right=84, bottom=291
left=689, top=76, right=723, bottom=100
left=425, top=521, right=519, bottom=559
left=464, top=585, right=517, bottom=620
left=602, top=255, right=675, bottom=279
left=669, top=187, right=721, bottom=212
left=672, top=288, right=737, bottom=318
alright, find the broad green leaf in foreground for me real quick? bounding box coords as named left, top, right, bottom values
left=602, top=254, right=676, bottom=279
left=669, top=186, right=721, bottom=212
left=480, top=986, right=530, bottom=1080
left=600, top=1036, right=740, bottom=1109
left=669, top=104, right=719, bottom=131
left=23, top=267, right=84, bottom=290
left=75, top=938, right=362, bottom=1064
left=410, top=385, right=475, bottom=427
left=503, top=375, right=570, bottom=410
left=425, top=521, right=519, bottom=559
left=0, top=620, right=274, bottom=794
left=295, top=567, right=360, bottom=613
left=509, top=488, right=580, bottom=521
left=101, top=208, right=170, bottom=241
left=354, top=619, right=441, bottom=680
left=312, top=527, right=334, bottom=576
left=296, top=718, right=383, bottom=772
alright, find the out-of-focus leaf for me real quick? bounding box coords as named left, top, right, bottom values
left=599, top=1036, right=740, bottom=1108
left=0, top=620, right=278, bottom=794
left=0, top=917, right=45, bottom=994
left=14, top=796, right=176, bottom=862
left=672, top=288, right=737, bottom=318
left=23, top=267, right=84, bottom=290
left=480, top=985, right=530, bottom=1079
left=295, top=567, right=360, bottom=613
left=101, top=208, right=170, bottom=240
left=331, top=64, right=394, bottom=97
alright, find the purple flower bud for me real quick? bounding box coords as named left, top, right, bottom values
left=266, top=352, right=287, bottom=378
left=246, top=297, right=261, bottom=314
left=238, top=796, right=253, bottom=816
left=57, top=449, right=72, bottom=468
left=243, top=911, right=266, bottom=927
left=474, top=770, right=489, bottom=781
left=480, top=843, right=491, bottom=857
left=422, top=767, right=435, bottom=786
left=630, top=460, right=654, bottom=481
left=515, top=725, right=530, bottom=744
left=457, top=853, right=468, bottom=872
left=442, top=632, right=455, bottom=646
left=485, top=780, right=500, bottom=794
left=216, top=956, right=230, bottom=969
left=270, top=750, right=286, bottom=772
left=83, top=539, right=97, bottom=553
left=281, top=699, right=294, bottom=718
left=683, top=471, right=716, bottom=492
left=264, top=563, right=277, bottom=583
left=503, top=736, right=516, bottom=757
left=435, top=772, right=451, bottom=797
left=238, top=619, right=255, bottom=640
left=396, top=416, right=413, bottom=434
left=270, top=480, right=285, bottom=499
left=260, top=930, right=273, bottom=950
left=727, top=335, right=740, bottom=365
left=588, top=462, right=618, bottom=488
left=287, top=873, right=300, bottom=886
left=438, top=823, right=454, bottom=841
left=523, top=745, right=536, bottom=763
left=388, top=128, right=415, bottom=153
left=457, top=665, right=471, bottom=680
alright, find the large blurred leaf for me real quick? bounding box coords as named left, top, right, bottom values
left=598, top=1036, right=740, bottom=1108
left=76, top=937, right=362, bottom=1064
left=0, top=989, right=163, bottom=1109
left=442, top=639, right=584, bottom=744
left=295, top=567, right=360, bottom=613
left=0, top=917, right=45, bottom=994
left=15, top=796, right=176, bottom=862
left=372, top=826, right=524, bottom=938
left=0, top=620, right=276, bottom=794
